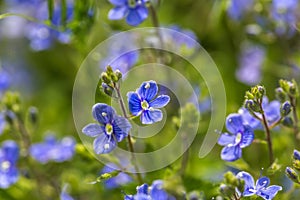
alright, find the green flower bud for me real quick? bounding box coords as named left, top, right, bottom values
left=245, top=91, right=254, bottom=100
left=275, top=87, right=286, bottom=102
left=101, top=83, right=114, bottom=97
left=106, top=66, right=114, bottom=76
left=101, top=72, right=111, bottom=84
left=115, top=69, right=122, bottom=80
left=224, top=171, right=239, bottom=187
left=244, top=99, right=261, bottom=113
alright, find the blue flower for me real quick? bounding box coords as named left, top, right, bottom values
left=271, top=0, right=299, bottom=36
left=25, top=1, right=74, bottom=51
left=236, top=171, right=282, bottom=200
left=236, top=44, right=265, bottom=86
left=30, top=135, right=76, bottom=163
left=0, top=140, right=19, bottom=189
left=82, top=103, right=131, bottom=154
left=227, top=0, right=254, bottom=20
left=125, top=180, right=175, bottom=200
left=101, top=163, right=132, bottom=189
left=218, top=114, right=254, bottom=162
left=108, top=0, right=149, bottom=26
left=239, top=97, right=281, bottom=130
left=0, top=70, right=10, bottom=94
left=127, top=81, right=170, bottom=124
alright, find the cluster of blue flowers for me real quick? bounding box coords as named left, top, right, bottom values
left=83, top=80, right=170, bottom=154
left=125, top=180, right=174, bottom=200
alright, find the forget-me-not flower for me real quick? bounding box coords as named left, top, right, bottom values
left=82, top=103, right=131, bottom=154
left=236, top=44, right=265, bottom=86
left=0, top=140, right=19, bottom=189
left=30, top=135, right=76, bottom=163
left=108, top=0, right=149, bottom=26
left=125, top=180, right=175, bottom=200
left=127, top=80, right=170, bottom=124
left=236, top=171, right=282, bottom=200
left=218, top=114, right=254, bottom=162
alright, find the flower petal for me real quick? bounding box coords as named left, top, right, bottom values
left=257, top=185, right=282, bottom=200
left=220, top=145, right=241, bottom=161
left=150, top=180, right=169, bottom=200
left=149, top=95, right=170, bottom=108
left=109, top=0, right=127, bottom=6
left=137, top=81, right=158, bottom=101
left=218, top=133, right=236, bottom=146
left=226, top=113, right=244, bottom=134
left=0, top=167, right=19, bottom=189
left=113, top=116, right=131, bottom=142
left=239, top=125, right=254, bottom=148
left=126, top=6, right=148, bottom=26
left=141, top=109, right=163, bottom=124
left=92, top=103, right=115, bottom=124
left=236, top=171, right=256, bottom=196
left=93, top=134, right=116, bottom=154
left=127, top=92, right=143, bottom=116
left=256, top=177, right=270, bottom=191
left=82, top=123, right=104, bottom=137
left=108, top=6, right=128, bottom=20
left=137, top=183, right=149, bottom=195
left=2, top=141, right=19, bottom=163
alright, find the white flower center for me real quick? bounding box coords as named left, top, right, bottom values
left=105, top=123, right=113, bottom=135
left=102, top=112, right=107, bottom=117
left=141, top=100, right=149, bottom=110
left=235, top=132, right=242, bottom=144
left=104, top=143, right=110, bottom=150
left=144, top=82, right=150, bottom=89
left=1, top=161, right=11, bottom=171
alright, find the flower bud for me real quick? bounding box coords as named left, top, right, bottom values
left=285, top=167, right=299, bottom=183
left=293, top=149, right=300, bottom=161
left=106, top=66, right=114, bottom=76
left=224, top=171, right=239, bottom=187
left=115, top=69, right=122, bottom=80
left=219, top=184, right=235, bottom=198
left=280, top=101, right=291, bottom=116
left=257, top=85, right=265, bottom=98
left=275, top=87, right=286, bottom=102
left=102, top=83, right=114, bottom=97
left=101, top=72, right=111, bottom=84
left=244, top=99, right=261, bottom=113
left=282, top=117, right=294, bottom=128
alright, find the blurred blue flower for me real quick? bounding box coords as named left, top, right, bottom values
left=25, top=1, right=74, bottom=51
left=0, top=140, right=19, bottom=189
left=0, top=70, right=11, bottom=94
left=108, top=0, right=149, bottom=26
left=125, top=180, right=175, bottom=200
left=236, top=44, right=265, bottom=86
left=227, top=0, right=254, bottom=20
left=168, top=25, right=198, bottom=49
left=218, top=114, right=254, bottom=162
left=189, top=86, right=211, bottom=114
left=236, top=171, right=282, bottom=200
left=127, top=80, right=170, bottom=124
left=82, top=103, right=131, bottom=154
left=100, top=33, right=139, bottom=74
left=271, top=0, right=299, bottom=36
left=101, top=163, right=132, bottom=189
left=30, top=135, right=76, bottom=164
left=60, top=184, right=74, bottom=200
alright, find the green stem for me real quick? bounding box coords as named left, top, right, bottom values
left=290, top=96, right=300, bottom=146
left=114, top=83, right=143, bottom=184
left=148, top=3, right=165, bottom=63
left=259, top=100, right=274, bottom=165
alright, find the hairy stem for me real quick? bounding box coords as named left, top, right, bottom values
left=114, top=83, right=143, bottom=184
left=259, top=100, right=274, bottom=165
